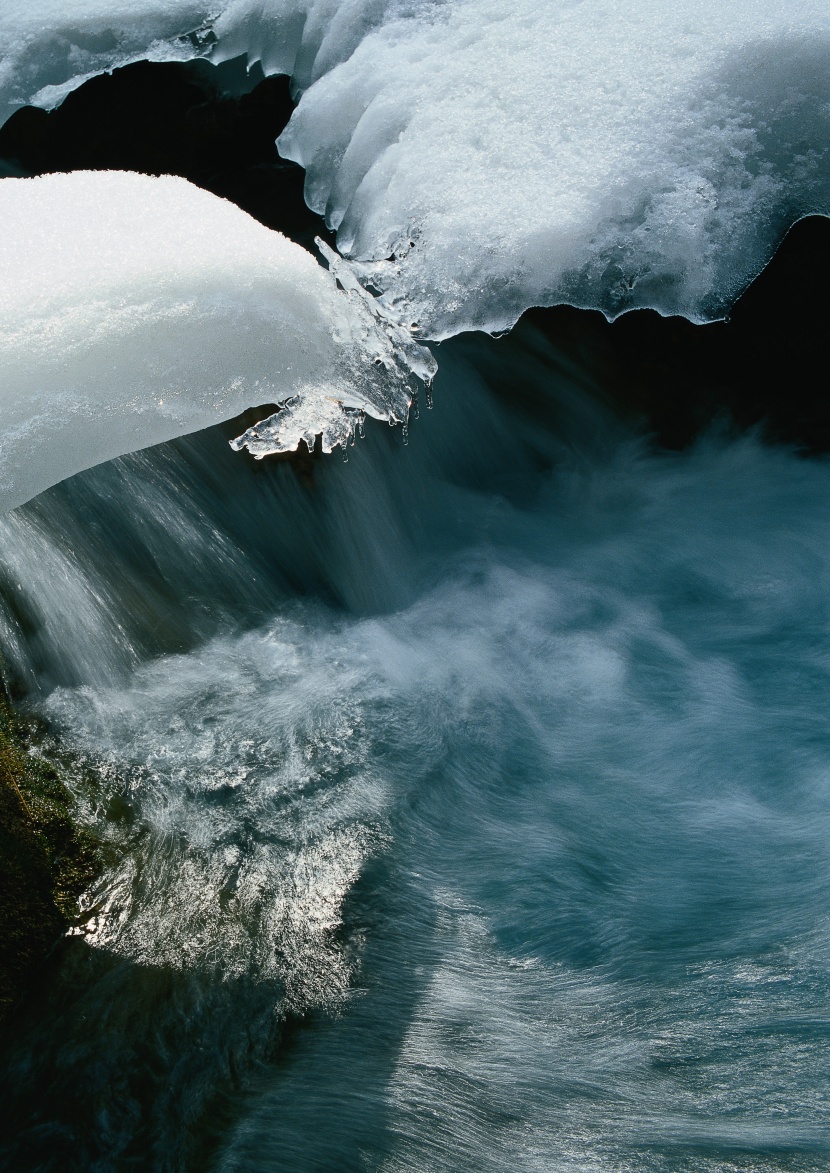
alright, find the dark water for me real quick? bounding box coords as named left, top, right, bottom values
left=2, top=321, right=830, bottom=1170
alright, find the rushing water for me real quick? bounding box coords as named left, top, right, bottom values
left=2, top=320, right=830, bottom=1170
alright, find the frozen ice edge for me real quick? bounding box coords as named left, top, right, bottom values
left=0, top=171, right=435, bottom=514
left=229, top=236, right=437, bottom=460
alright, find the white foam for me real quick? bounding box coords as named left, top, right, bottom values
left=0, top=170, right=429, bottom=514
left=2, top=2, right=830, bottom=336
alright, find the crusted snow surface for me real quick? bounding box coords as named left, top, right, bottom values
left=276, top=0, right=830, bottom=335
left=0, top=171, right=430, bottom=513
left=2, top=3, right=830, bottom=336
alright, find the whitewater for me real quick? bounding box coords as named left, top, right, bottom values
left=0, top=2, right=829, bottom=1170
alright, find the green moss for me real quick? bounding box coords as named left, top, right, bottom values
left=0, top=695, right=102, bottom=1022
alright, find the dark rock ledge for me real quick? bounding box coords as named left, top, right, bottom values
left=0, top=690, right=101, bottom=1024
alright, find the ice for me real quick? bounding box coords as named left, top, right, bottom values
left=2, top=3, right=830, bottom=337
left=278, top=0, right=830, bottom=335
left=0, top=1, right=210, bottom=122
left=0, top=170, right=430, bottom=514
left=229, top=397, right=365, bottom=457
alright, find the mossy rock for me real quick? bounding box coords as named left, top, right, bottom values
left=0, top=697, right=101, bottom=1022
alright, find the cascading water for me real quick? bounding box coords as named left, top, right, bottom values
left=2, top=318, right=830, bottom=1169
left=2, top=3, right=830, bottom=1169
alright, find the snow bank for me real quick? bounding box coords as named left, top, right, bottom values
left=2, top=2, right=830, bottom=336
left=0, top=171, right=429, bottom=514
left=277, top=0, right=830, bottom=335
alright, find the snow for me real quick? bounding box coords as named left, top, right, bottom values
left=0, top=170, right=428, bottom=513
left=2, top=2, right=830, bottom=338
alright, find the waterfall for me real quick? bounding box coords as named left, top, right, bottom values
left=2, top=6, right=830, bottom=1168
left=2, top=320, right=830, bottom=1169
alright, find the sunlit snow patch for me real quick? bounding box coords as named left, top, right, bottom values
left=0, top=170, right=433, bottom=514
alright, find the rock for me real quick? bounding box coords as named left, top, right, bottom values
left=0, top=695, right=101, bottom=1024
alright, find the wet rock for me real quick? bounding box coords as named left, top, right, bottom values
left=0, top=696, right=101, bottom=1023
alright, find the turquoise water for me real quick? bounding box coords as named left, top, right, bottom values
left=1, top=322, right=830, bottom=1170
